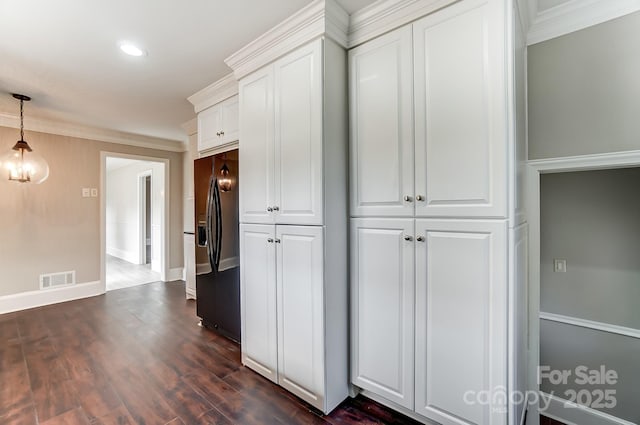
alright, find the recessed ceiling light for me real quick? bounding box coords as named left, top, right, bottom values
left=119, top=42, right=146, bottom=57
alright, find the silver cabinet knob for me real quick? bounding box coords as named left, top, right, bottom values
left=274, top=239, right=281, bottom=243
left=416, top=236, right=425, bottom=242
left=416, top=195, right=424, bottom=201
left=267, top=207, right=273, bottom=212
left=216, top=131, right=221, bottom=136
left=220, top=131, right=225, bottom=136
left=404, top=195, right=413, bottom=202
left=267, top=238, right=274, bottom=243
left=273, top=206, right=280, bottom=211
left=404, top=235, right=413, bottom=241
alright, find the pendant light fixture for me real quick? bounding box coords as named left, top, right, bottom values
left=0, top=94, right=49, bottom=184
left=218, top=163, right=232, bottom=192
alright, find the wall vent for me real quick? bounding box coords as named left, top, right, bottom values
left=40, top=271, right=76, bottom=290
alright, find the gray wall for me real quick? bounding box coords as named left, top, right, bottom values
left=540, top=169, right=640, bottom=422
left=528, top=11, right=640, bottom=159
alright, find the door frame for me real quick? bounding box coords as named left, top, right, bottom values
left=138, top=170, right=153, bottom=265
left=526, top=149, right=640, bottom=425
left=101, top=151, right=170, bottom=290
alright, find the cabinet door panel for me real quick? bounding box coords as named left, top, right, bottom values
left=274, top=40, right=323, bottom=225
left=276, top=225, right=324, bottom=410
left=415, top=219, right=507, bottom=425
left=413, top=0, right=507, bottom=218
left=351, top=218, right=415, bottom=409
left=349, top=26, right=414, bottom=217
left=221, top=95, right=239, bottom=144
left=240, top=224, right=278, bottom=382
left=239, top=68, right=275, bottom=224
left=198, top=105, right=222, bottom=152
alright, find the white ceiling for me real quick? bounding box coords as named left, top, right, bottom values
left=106, top=156, right=152, bottom=172
left=0, top=0, right=376, bottom=144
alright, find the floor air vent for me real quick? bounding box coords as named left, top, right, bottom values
left=40, top=271, right=76, bottom=289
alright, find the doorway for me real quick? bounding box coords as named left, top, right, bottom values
left=102, top=154, right=168, bottom=291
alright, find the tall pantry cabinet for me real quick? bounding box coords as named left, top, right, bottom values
left=227, top=0, right=350, bottom=414
left=349, top=0, right=528, bottom=424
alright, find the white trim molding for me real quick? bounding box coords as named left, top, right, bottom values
left=347, top=0, right=457, bottom=48
left=528, top=149, right=640, bottom=172
left=198, top=141, right=239, bottom=158
left=224, top=0, right=349, bottom=80
left=187, top=73, right=239, bottom=114
left=0, top=112, right=186, bottom=152
left=167, top=267, right=185, bottom=282
left=0, top=281, right=103, bottom=315
left=540, top=311, right=640, bottom=340
left=527, top=0, right=640, bottom=45
left=540, top=392, right=636, bottom=425
left=181, top=118, right=197, bottom=137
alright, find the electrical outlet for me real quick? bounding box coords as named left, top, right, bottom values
left=91, top=188, right=98, bottom=197
left=82, top=188, right=90, bottom=198
left=554, top=259, right=567, bottom=273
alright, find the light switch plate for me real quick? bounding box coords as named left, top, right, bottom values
left=554, top=259, right=567, bottom=273
left=91, top=188, right=98, bottom=197
left=82, top=188, right=90, bottom=198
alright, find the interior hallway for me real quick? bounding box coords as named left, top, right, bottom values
left=106, top=255, right=160, bottom=291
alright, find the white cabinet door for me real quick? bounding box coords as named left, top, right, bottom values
left=240, top=224, right=278, bottom=383
left=349, top=26, right=414, bottom=217
left=275, top=225, right=325, bottom=410
left=350, top=218, right=415, bottom=409
left=414, top=219, right=507, bottom=425
left=413, top=0, right=507, bottom=218
left=273, top=40, right=324, bottom=225
left=197, top=104, right=222, bottom=152
left=221, top=95, right=239, bottom=144
left=239, top=67, right=275, bottom=224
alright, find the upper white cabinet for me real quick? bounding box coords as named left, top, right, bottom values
left=350, top=0, right=508, bottom=220
left=413, top=0, right=506, bottom=218
left=198, top=95, right=240, bottom=152
left=349, top=27, right=414, bottom=217
left=239, top=38, right=334, bottom=226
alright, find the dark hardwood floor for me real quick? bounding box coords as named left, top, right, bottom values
left=0, top=281, right=422, bottom=425
left=540, top=416, right=566, bottom=425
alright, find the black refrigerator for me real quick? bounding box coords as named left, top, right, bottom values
left=194, top=150, right=240, bottom=342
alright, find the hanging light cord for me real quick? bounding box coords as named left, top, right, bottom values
left=19, top=98, right=24, bottom=142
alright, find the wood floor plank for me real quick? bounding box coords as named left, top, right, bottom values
left=0, top=402, right=37, bottom=425
left=91, top=405, right=137, bottom=425
left=39, top=407, right=91, bottom=425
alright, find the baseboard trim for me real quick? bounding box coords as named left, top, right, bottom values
left=167, top=268, right=184, bottom=282
left=540, top=392, right=635, bottom=425
left=106, top=247, right=139, bottom=264
left=0, top=281, right=104, bottom=315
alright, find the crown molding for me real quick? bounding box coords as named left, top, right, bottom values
left=187, top=73, right=238, bottom=113
left=0, top=113, right=186, bottom=152
left=527, top=0, right=640, bottom=45
left=181, top=117, right=197, bottom=136
left=224, top=0, right=349, bottom=80
left=347, top=0, right=456, bottom=48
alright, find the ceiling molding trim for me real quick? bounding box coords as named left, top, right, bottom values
left=515, top=0, right=532, bottom=34
left=224, top=0, right=349, bottom=80
left=347, top=0, right=457, bottom=48
left=181, top=118, right=197, bottom=136
left=0, top=113, right=186, bottom=152
left=187, top=73, right=238, bottom=113
left=527, top=0, right=640, bottom=45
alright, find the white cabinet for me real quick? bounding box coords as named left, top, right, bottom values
left=413, top=0, right=506, bottom=218
left=414, top=219, right=506, bottom=425
left=198, top=95, right=239, bottom=152
left=239, top=224, right=278, bottom=383
left=240, top=40, right=323, bottom=226
left=184, top=233, right=196, bottom=299
left=276, top=225, right=325, bottom=408
left=240, top=224, right=346, bottom=413
left=349, top=27, right=414, bottom=217
left=349, top=0, right=508, bottom=220
left=350, top=218, right=415, bottom=409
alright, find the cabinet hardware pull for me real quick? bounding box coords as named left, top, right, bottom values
left=216, top=132, right=221, bottom=136
left=220, top=131, right=224, bottom=136
left=404, top=195, right=413, bottom=202
left=272, top=206, right=280, bottom=211
left=267, top=238, right=274, bottom=243
left=416, top=195, right=424, bottom=201
left=267, top=207, right=273, bottom=212
left=275, top=239, right=281, bottom=243
left=404, top=235, right=413, bottom=241
left=416, top=236, right=425, bottom=242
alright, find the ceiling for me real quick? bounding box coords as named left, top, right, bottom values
left=105, top=157, right=151, bottom=172
left=0, top=0, right=376, bottom=144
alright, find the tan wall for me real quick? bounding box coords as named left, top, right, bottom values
left=0, top=126, right=184, bottom=297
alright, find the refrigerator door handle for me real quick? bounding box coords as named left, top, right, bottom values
left=205, top=175, right=216, bottom=270
left=213, top=179, right=222, bottom=271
